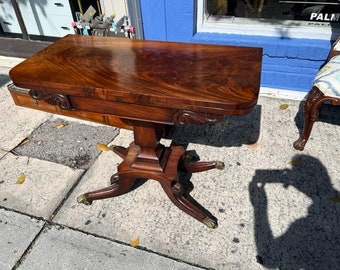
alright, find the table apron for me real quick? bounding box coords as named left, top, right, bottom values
left=70, top=95, right=225, bottom=125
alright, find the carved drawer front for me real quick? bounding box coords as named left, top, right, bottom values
left=7, top=84, right=132, bottom=130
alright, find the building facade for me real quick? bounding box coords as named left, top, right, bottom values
left=1, top=0, right=338, bottom=95
left=140, top=0, right=339, bottom=95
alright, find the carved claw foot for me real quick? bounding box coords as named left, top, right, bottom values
left=76, top=194, right=92, bottom=205
left=293, top=138, right=306, bottom=151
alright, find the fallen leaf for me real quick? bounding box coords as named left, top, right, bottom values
left=279, top=104, right=289, bottom=110
left=15, top=173, right=26, bottom=184
left=55, top=122, right=68, bottom=129
left=96, top=143, right=111, bottom=152
left=130, top=237, right=139, bottom=247
left=331, top=196, right=340, bottom=203
left=288, top=159, right=302, bottom=166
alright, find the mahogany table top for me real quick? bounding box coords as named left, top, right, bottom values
left=9, top=35, right=262, bottom=119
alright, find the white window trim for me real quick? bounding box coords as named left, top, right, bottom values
left=197, top=0, right=340, bottom=40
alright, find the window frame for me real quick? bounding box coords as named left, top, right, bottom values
left=197, top=0, right=340, bottom=40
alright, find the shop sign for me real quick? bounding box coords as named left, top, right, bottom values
left=208, top=0, right=340, bottom=25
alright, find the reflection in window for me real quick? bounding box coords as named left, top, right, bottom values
left=207, top=0, right=340, bottom=25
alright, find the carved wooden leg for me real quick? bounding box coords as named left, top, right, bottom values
left=77, top=173, right=138, bottom=205
left=160, top=180, right=218, bottom=229
left=142, top=146, right=219, bottom=228
left=181, top=160, right=225, bottom=173
left=178, top=151, right=225, bottom=173
left=148, top=145, right=219, bottom=228
left=77, top=144, right=142, bottom=205
left=294, top=87, right=326, bottom=151
left=110, top=145, right=128, bottom=159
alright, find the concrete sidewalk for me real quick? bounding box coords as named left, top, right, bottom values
left=0, top=56, right=339, bottom=270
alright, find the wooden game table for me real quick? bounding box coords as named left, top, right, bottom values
left=8, top=35, right=262, bottom=228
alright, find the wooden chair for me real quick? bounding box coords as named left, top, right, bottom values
left=293, top=38, right=340, bottom=151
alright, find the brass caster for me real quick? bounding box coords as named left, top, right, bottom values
left=203, top=217, right=218, bottom=229
left=215, top=161, right=225, bottom=170
left=76, top=194, right=92, bottom=205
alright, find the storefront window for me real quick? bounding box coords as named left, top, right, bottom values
left=199, top=0, right=340, bottom=39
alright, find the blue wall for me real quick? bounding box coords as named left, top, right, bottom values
left=140, top=0, right=333, bottom=92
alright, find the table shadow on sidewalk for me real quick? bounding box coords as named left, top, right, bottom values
left=249, top=154, right=340, bottom=269
left=12, top=118, right=119, bottom=170
left=0, top=74, right=10, bottom=88
left=166, top=105, right=261, bottom=148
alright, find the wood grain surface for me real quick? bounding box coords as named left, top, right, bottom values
left=9, top=35, right=262, bottom=116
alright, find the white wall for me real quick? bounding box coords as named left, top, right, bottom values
left=100, top=0, right=128, bottom=22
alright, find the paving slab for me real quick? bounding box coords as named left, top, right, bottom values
left=0, top=149, right=6, bottom=159
left=54, top=129, right=263, bottom=269
left=13, top=118, right=119, bottom=169
left=0, top=81, right=49, bottom=152
left=0, top=56, right=24, bottom=68
left=17, top=225, right=203, bottom=270
left=0, top=208, right=44, bottom=270
left=55, top=97, right=340, bottom=269
left=0, top=72, right=11, bottom=86
left=0, top=153, right=83, bottom=219
left=1, top=55, right=340, bottom=270
left=0, top=57, right=49, bottom=152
